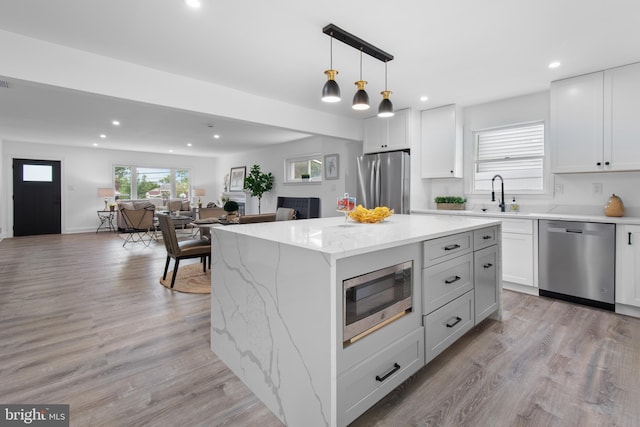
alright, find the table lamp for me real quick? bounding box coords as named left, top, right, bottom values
left=97, top=188, right=115, bottom=211
left=194, top=188, right=206, bottom=207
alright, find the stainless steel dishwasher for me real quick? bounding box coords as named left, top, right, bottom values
left=539, top=220, right=615, bottom=311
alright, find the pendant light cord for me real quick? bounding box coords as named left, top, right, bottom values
left=359, top=48, right=363, bottom=79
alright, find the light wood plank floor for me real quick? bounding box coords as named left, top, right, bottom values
left=1, top=232, right=640, bottom=426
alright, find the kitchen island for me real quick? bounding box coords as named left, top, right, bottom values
left=210, top=214, right=501, bottom=427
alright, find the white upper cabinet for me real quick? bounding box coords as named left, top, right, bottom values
left=420, top=105, right=463, bottom=178
left=362, top=108, right=411, bottom=153
left=604, top=62, right=640, bottom=171
left=550, top=71, right=604, bottom=173
left=551, top=63, right=640, bottom=173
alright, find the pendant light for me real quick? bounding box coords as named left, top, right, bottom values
left=321, top=35, right=341, bottom=103
left=352, top=49, right=370, bottom=110
left=377, top=61, right=394, bottom=118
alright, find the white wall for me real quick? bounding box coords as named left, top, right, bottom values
left=1, top=140, right=217, bottom=236
left=216, top=136, right=362, bottom=217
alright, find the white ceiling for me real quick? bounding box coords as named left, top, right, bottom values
left=1, top=0, right=639, bottom=157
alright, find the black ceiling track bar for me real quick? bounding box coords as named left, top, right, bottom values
left=322, top=23, right=394, bottom=63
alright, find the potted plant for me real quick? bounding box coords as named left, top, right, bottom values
left=434, top=196, right=467, bottom=210
left=301, top=173, right=310, bottom=181
left=243, top=164, right=274, bottom=214
left=223, top=200, right=239, bottom=221
left=108, top=203, right=116, bottom=212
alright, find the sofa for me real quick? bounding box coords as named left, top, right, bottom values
left=116, top=199, right=156, bottom=231
left=166, top=198, right=194, bottom=218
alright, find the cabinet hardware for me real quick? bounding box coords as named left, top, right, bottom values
left=375, top=363, right=401, bottom=382
left=605, top=161, right=610, bottom=166
left=446, top=316, right=462, bottom=328
left=597, top=162, right=602, bottom=166
left=483, top=235, right=492, bottom=240
left=444, top=244, right=461, bottom=251
left=444, top=275, right=461, bottom=284
left=483, top=263, right=493, bottom=269
left=629, top=232, right=632, bottom=245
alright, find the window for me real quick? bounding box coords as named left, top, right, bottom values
left=473, top=123, right=544, bottom=192
left=114, top=165, right=191, bottom=204
left=284, top=154, right=323, bottom=183
left=23, top=164, right=53, bottom=182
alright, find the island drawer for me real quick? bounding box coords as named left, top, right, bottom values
left=338, top=327, right=424, bottom=426
left=473, top=226, right=498, bottom=250
left=423, top=231, right=473, bottom=267
left=424, top=290, right=474, bottom=364
left=423, top=253, right=473, bottom=314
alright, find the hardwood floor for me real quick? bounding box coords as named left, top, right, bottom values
left=1, top=233, right=640, bottom=426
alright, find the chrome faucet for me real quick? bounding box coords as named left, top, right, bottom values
left=491, top=174, right=505, bottom=212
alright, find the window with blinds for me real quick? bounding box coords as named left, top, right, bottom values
left=474, top=123, right=545, bottom=192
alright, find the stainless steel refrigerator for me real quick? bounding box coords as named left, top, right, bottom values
left=356, top=151, right=410, bottom=214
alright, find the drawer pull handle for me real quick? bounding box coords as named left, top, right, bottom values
left=444, top=244, right=461, bottom=251
left=446, top=316, right=462, bottom=328
left=444, top=275, right=461, bottom=284
left=375, top=363, right=401, bottom=382
left=483, top=263, right=493, bottom=269
left=482, top=235, right=492, bottom=240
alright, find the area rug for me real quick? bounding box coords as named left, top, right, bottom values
left=159, top=262, right=211, bottom=294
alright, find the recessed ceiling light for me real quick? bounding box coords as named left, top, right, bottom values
left=185, top=0, right=201, bottom=8
left=112, top=120, right=120, bottom=126
left=420, top=96, right=429, bottom=102
left=92, top=143, right=99, bottom=147
left=169, top=149, right=174, bottom=153
left=99, top=134, right=106, bottom=138
left=548, top=61, right=561, bottom=69
left=187, top=143, right=193, bottom=147
left=213, top=134, right=220, bottom=139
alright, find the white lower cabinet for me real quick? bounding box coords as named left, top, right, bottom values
left=615, top=225, right=640, bottom=310
left=474, top=245, right=499, bottom=324
left=338, top=328, right=424, bottom=426
left=424, top=290, right=474, bottom=364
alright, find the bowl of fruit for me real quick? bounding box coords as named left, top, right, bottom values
left=348, top=205, right=394, bottom=223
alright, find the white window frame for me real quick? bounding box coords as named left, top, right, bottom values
left=114, top=165, right=191, bottom=201
left=472, top=122, right=546, bottom=194
left=283, top=154, right=323, bottom=183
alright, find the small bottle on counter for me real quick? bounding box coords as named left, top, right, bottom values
left=510, top=197, right=519, bottom=212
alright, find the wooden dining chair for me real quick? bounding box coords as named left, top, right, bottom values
left=156, top=213, right=211, bottom=288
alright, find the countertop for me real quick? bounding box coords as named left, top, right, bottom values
left=210, top=214, right=500, bottom=259
left=412, top=208, right=640, bottom=225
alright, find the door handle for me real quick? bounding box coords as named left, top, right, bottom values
left=444, top=244, right=461, bottom=251
left=629, top=232, right=632, bottom=245
left=444, top=275, right=461, bottom=284
left=566, top=229, right=583, bottom=234
left=483, top=263, right=493, bottom=269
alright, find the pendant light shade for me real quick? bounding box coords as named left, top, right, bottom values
left=322, top=70, right=341, bottom=102
left=378, top=91, right=394, bottom=117
left=352, top=50, right=370, bottom=110
left=321, top=36, right=341, bottom=103
left=377, top=61, right=394, bottom=117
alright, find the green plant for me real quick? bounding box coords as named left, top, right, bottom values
left=243, top=164, right=274, bottom=214
left=223, top=200, right=239, bottom=213
left=434, top=196, right=467, bottom=204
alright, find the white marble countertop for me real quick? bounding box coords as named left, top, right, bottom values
left=210, top=214, right=500, bottom=259
left=412, top=208, right=640, bottom=225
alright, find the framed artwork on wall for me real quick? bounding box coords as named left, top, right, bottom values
left=229, top=166, right=246, bottom=191
left=324, top=154, right=339, bottom=180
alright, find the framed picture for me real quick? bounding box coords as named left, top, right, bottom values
left=229, top=166, right=246, bottom=191
left=324, top=154, right=339, bottom=180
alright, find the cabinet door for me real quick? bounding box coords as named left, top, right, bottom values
left=604, top=63, right=640, bottom=171
left=363, top=116, right=386, bottom=153
left=386, top=108, right=411, bottom=151
left=616, top=225, right=640, bottom=307
left=421, top=105, right=462, bottom=178
left=550, top=72, right=604, bottom=173
left=502, top=232, right=534, bottom=286
left=474, top=245, right=499, bottom=324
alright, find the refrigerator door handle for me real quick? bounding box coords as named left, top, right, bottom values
left=375, top=157, right=382, bottom=207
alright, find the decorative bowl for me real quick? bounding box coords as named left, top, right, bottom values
left=348, top=205, right=394, bottom=223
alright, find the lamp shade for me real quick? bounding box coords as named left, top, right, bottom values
left=377, top=91, right=394, bottom=118
left=194, top=188, right=206, bottom=197
left=322, top=70, right=341, bottom=103
left=97, top=188, right=115, bottom=198
left=352, top=80, right=370, bottom=110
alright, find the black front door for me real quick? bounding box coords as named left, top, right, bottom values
left=13, top=158, right=62, bottom=236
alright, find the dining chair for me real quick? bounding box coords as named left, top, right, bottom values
left=156, top=213, right=211, bottom=288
